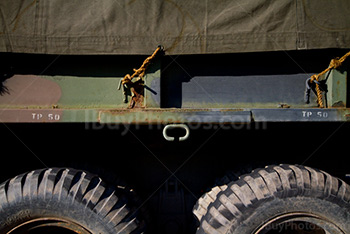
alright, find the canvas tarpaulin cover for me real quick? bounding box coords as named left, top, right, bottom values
left=0, top=0, right=349, bottom=55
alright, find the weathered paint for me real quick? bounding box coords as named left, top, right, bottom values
left=0, top=75, right=124, bottom=109
left=0, top=59, right=161, bottom=110
left=0, top=109, right=99, bottom=123
left=99, top=109, right=251, bottom=124
left=178, top=74, right=317, bottom=108
left=251, top=108, right=350, bottom=122
left=0, top=75, right=61, bottom=107
left=326, top=69, right=347, bottom=107
left=44, top=76, right=124, bottom=108
left=144, top=61, right=161, bottom=108
left=0, top=56, right=349, bottom=123
left=1, top=108, right=350, bottom=123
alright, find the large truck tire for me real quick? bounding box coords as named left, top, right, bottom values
left=195, top=164, right=350, bottom=234
left=0, top=168, right=143, bottom=234
left=193, top=163, right=266, bottom=223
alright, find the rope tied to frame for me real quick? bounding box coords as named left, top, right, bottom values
left=118, top=46, right=163, bottom=90
left=309, top=51, right=350, bottom=108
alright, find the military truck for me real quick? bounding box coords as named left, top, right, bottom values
left=1, top=1, right=350, bottom=234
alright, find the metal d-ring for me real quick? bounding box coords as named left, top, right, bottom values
left=163, top=124, right=190, bottom=141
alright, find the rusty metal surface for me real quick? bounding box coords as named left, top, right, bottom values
left=98, top=108, right=251, bottom=124
left=99, top=108, right=350, bottom=123
left=128, top=82, right=145, bottom=109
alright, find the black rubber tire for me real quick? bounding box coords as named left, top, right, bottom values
left=193, top=163, right=267, bottom=223
left=196, top=164, right=350, bottom=234
left=0, top=168, right=143, bottom=234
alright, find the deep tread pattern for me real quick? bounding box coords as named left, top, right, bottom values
left=193, top=185, right=227, bottom=223
left=195, top=164, right=350, bottom=234
left=193, top=163, right=266, bottom=223
left=52, top=168, right=70, bottom=200
left=0, top=168, right=142, bottom=234
left=7, top=175, right=23, bottom=204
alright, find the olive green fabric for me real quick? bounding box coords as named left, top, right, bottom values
left=0, top=0, right=349, bottom=55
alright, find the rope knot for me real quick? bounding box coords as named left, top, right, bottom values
left=310, top=74, right=318, bottom=83
left=306, top=50, right=349, bottom=108
left=329, top=58, right=342, bottom=69
left=119, top=46, right=163, bottom=89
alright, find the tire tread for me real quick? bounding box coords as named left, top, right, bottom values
left=196, top=164, right=350, bottom=234
left=0, top=168, right=140, bottom=234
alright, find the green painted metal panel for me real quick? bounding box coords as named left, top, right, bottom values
left=327, top=69, right=347, bottom=107
left=0, top=60, right=161, bottom=110
left=144, top=61, right=161, bottom=108
left=44, top=76, right=124, bottom=108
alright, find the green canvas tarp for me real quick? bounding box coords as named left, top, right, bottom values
left=0, top=0, right=349, bottom=55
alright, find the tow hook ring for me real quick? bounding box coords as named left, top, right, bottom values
left=163, top=124, right=190, bottom=141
